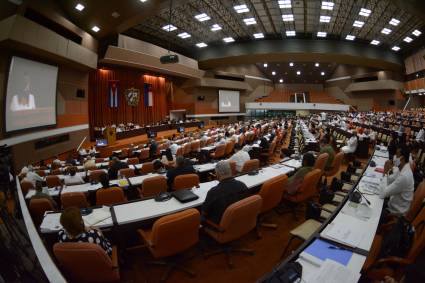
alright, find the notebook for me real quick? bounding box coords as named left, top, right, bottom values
left=300, top=238, right=353, bottom=266
left=172, top=189, right=199, bottom=203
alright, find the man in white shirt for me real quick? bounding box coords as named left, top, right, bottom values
left=64, top=167, right=85, bottom=186
left=23, top=165, right=43, bottom=186
left=416, top=128, right=424, bottom=142
left=380, top=147, right=414, bottom=215
left=170, top=142, right=179, bottom=155
left=341, top=132, right=358, bottom=154
left=228, top=146, right=251, bottom=172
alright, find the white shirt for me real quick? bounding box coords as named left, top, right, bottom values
left=170, top=143, right=179, bottom=155
left=64, top=175, right=85, bottom=186
left=379, top=163, right=414, bottom=215
left=341, top=136, right=358, bottom=154
left=229, top=150, right=250, bottom=172
left=416, top=129, right=424, bottom=141
left=24, top=171, right=43, bottom=186
left=10, top=94, right=36, bottom=111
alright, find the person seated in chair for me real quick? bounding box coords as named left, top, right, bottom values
left=228, top=146, right=251, bottom=173
left=31, top=180, right=57, bottom=208
left=108, top=157, right=128, bottom=180
left=202, top=161, right=248, bottom=224
left=58, top=207, right=113, bottom=256
left=166, top=156, right=195, bottom=189
left=148, top=138, right=158, bottom=158
left=341, top=131, right=358, bottom=154
left=286, top=153, right=316, bottom=195
left=64, top=167, right=84, bottom=186
left=319, top=136, right=335, bottom=170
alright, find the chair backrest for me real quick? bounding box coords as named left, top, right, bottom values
left=46, top=175, right=62, bottom=188
left=212, top=144, right=226, bottom=158
left=173, top=174, right=200, bottom=190
left=61, top=192, right=89, bottom=209
left=35, top=170, right=46, bottom=177
left=216, top=195, right=263, bottom=243
left=296, top=169, right=322, bottom=202
left=140, top=162, right=154, bottom=174
left=89, top=170, right=105, bottom=182
left=238, top=134, right=245, bottom=147
left=313, top=152, right=329, bottom=173
left=406, top=181, right=425, bottom=222
left=141, top=176, right=167, bottom=197
left=224, top=141, right=235, bottom=156
left=149, top=208, right=200, bottom=258
left=20, top=180, right=34, bottom=196
left=29, top=198, right=55, bottom=225
left=120, top=148, right=129, bottom=158
left=241, top=159, right=260, bottom=173
left=127, top=157, right=139, bottom=165
left=228, top=160, right=237, bottom=176
left=406, top=206, right=425, bottom=262
left=258, top=174, right=288, bottom=214
left=51, top=169, right=62, bottom=175
left=191, top=140, right=201, bottom=152
left=118, top=168, right=135, bottom=178
left=95, top=158, right=104, bottom=164
left=183, top=143, right=192, bottom=155
left=325, top=152, right=344, bottom=177
left=96, top=187, right=126, bottom=206
left=139, top=148, right=150, bottom=160
left=53, top=242, right=119, bottom=283
left=175, top=146, right=183, bottom=157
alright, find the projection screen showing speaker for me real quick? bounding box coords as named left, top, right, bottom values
left=5, top=56, right=58, bottom=133
left=218, top=90, right=240, bottom=113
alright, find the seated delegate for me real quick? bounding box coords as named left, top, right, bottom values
left=166, top=156, right=195, bottom=189
left=286, top=153, right=315, bottom=195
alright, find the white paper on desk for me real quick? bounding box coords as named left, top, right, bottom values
left=40, top=213, right=62, bottom=231
left=83, top=206, right=111, bottom=227
left=304, top=259, right=360, bottom=283
left=341, top=202, right=372, bottom=221
left=323, top=214, right=365, bottom=248
left=361, top=176, right=381, bottom=186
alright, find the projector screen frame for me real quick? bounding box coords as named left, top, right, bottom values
left=217, top=89, right=241, bottom=113
left=3, top=54, right=58, bottom=136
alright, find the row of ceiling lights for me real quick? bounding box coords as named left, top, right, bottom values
left=263, top=62, right=326, bottom=83
left=75, top=1, right=421, bottom=53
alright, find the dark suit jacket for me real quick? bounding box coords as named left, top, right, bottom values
left=166, top=164, right=196, bottom=189
left=108, top=161, right=128, bottom=180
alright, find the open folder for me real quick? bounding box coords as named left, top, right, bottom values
left=300, top=238, right=353, bottom=266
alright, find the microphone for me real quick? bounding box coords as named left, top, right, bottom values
left=350, top=186, right=371, bottom=206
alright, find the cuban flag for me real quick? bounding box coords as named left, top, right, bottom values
left=108, top=80, right=119, bottom=108
left=144, top=83, right=153, bottom=107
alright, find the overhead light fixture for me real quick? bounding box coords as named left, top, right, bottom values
left=321, top=1, right=334, bottom=10
left=412, top=29, right=422, bottom=37
left=279, top=79, right=284, bottom=83
left=381, top=28, right=392, bottom=35
left=317, top=31, right=327, bottom=37
left=234, top=4, right=249, bottom=13
left=278, top=0, right=291, bottom=9
left=321, top=71, right=325, bottom=76
left=111, top=11, right=120, bottom=18
left=320, top=15, right=331, bottom=23
left=244, top=18, right=257, bottom=25
left=75, top=3, right=85, bottom=11
left=286, top=30, right=296, bottom=36
left=178, top=32, right=191, bottom=39
left=272, top=71, right=276, bottom=75
left=353, top=20, right=364, bottom=28
left=253, top=33, right=264, bottom=39
left=162, top=24, right=177, bottom=31
left=345, top=34, right=355, bottom=40
left=91, top=26, right=100, bottom=32
left=392, top=46, right=400, bottom=51
left=296, top=71, right=301, bottom=75
left=223, top=37, right=235, bottom=43
left=389, top=18, right=400, bottom=26
left=263, top=63, right=268, bottom=67
left=404, top=36, right=413, bottom=43
left=195, top=13, right=211, bottom=22
left=315, top=63, right=319, bottom=67
left=289, top=62, right=294, bottom=66
left=196, top=42, right=208, bottom=48
left=359, top=8, right=371, bottom=17
left=370, top=40, right=380, bottom=45
left=139, top=0, right=148, bottom=2
left=211, top=24, right=222, bottom=31
left=282, top=14, right=294, bottom=21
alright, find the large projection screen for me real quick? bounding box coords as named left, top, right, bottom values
left=5, top=56, right=58, bottom=133
left=218, top=90, right=240, bottom=113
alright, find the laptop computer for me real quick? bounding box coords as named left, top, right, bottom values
left=172, top=189, right=199, bottom=203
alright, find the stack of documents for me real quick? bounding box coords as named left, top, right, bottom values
left=303, top=259, right=360, bottom=283
left=83, top=206, right=111, bottom=227
left=322, top=214, right=366, bottom=248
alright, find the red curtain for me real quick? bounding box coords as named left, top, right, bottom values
left=88, top=68, right=169, bottom=132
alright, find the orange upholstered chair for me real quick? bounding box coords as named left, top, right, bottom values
left=96, top=187, right=127, bottom=206
left=257, top=174, right=288, bottom=234
left=224, top=141, right=235, bottom=157
left=35, top=170, right=46, bottom=177
left=61, top=192, right=89, bottom=209
left=139, top=148, right=150, bottom=161
left=260, top=140, right=276, bottom=165
left=51, top=168, right=62, bottom=175
left=241, top=159, right=260, bottom=173
left=138, top=209, right=200, bottom=281
left=406, top=181, right=425, bottom=222
left=140, top=162, right=154, bottom=174
left=204, top=195, right=263, bottom=268
left=120, top=148, right=129, bottom=158
left=127, top=157, right=139, bottom=165
left=313, top=152, right=329, bottom=173
left=183, top=143, right=192, bottom=156
left=173, top=174, right=200, bottom=190
left=20, top=180, right=34, bottom=196
left=89, top=170, right=105, bottom=183
left=53, top=242, right=120, bottom=283
left=191, top=140, right=201, bottom=153
left=118, top=168, right=135, bottom=178
left=238, top=134, right=245, bottom=148
left=324, top=152, right=344, bottom=179
left=95, top=158, right=105, bottom=164
left=210, top=144, right=226, bottom=160
left=140, top=176, right=167, bottom=197
left=228, top=160, right=237, bottom=176
left=46, top=175, right=62, bottom=188
left=29, top=198, right=55, bottom=226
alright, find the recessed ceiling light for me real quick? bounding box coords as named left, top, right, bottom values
left=317, top=31, right=327, bottom=37
left=111, top=12, right=120, bottom=18
left=282, top=14, right=294, bottom=21
left=381, top=28, right=392, bottom=35
left=353, top=20, right=364, bottom=28
left=392, top=46, right=400, bottom=51
left=286, top=30, right=296, bottom=37
left=253, top=33, right=264, bottom=39
left=272, top=71, right=276, bottom=75
left=234, top=4, right=249, bottom=13
left=91, top=26, right=100, bottom=32
left=289, top=62, right=294, bottom=66
left=404, top=36, right=413, bottom=43
left=75, top=3, right=85, bottom=11
left=139, top=0, right=148, bottom=2
left=178, top=32, right=191, bottom=39
left=321, top=71, right=325, bottom=76
left=279, top=78, right=284, bottom=83
left=389, top=18, right=400, bottom=26
left=370, top=40, right=380, bottom=45
left=321, top=1, right=334, bottom=10
left=315, top=63, right=319, bottom=67
left=320, top=15, right=331, bottom=23
left=345, top=34, right=355, bottom=40
left=278, top=0, right=292, bottom=9
left=263, top=63, right=268, bottom=67
left=244, top=18, right=257, bottom=25
left=359, top=8, right=371, bottom=17
left=211, top=24, right=222, bottom=31
left=296, top=71, right=301, bottom=75
left=412, top=30, right=422, bottom=37
left=195, top=13, right=211, bottom=22
left=162, top=24, right=177, bottom=32
left=196, top=42, right=208, bottom=48
left=223, top=37, right=235, bottom=43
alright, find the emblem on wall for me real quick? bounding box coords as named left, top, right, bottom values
left=125, top=88, right=140, bottom=106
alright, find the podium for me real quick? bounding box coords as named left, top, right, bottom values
left=103, top=127, right=116, bottom=145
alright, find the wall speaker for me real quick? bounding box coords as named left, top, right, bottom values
left=76, top=89, right=85, bottom=98
left=197, top=96, right=205, bottom=101
left=388, top=100, right=395, bottom=106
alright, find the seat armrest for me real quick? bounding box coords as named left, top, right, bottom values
left=203, top=219, right=224, bottom=232
left=111, top=246, right=119, bottom=269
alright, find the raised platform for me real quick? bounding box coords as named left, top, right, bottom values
left=245, top=102, right=350, bottom=112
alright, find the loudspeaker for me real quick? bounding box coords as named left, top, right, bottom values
left=197, top=96, right=205, bottom=101
left=160, top=54, right=179, bottom=64
left=76, top=89, right=85, bottom=98
left=388, top=100, right=395, bottom=106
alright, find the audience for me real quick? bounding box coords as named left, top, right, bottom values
left=22, top=165, right=43, bottom=186
left=31, top=181, right=57, bottom=208
left=108, top=157, right=128, bottom=180
left=64, top=167, right=85, bottom=186
left=341, top=131, right=358, bottom=154
left=286, top=153, right=315, bottom=195
left=83, top=156, right=96, bottom=171
left=99, top=172, right=111, bottom=189
left=166, top=156, right=195, bottom=189
left=319, top=136, right=335, bottom=170
left=228, top=146, right=251, bottom=172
